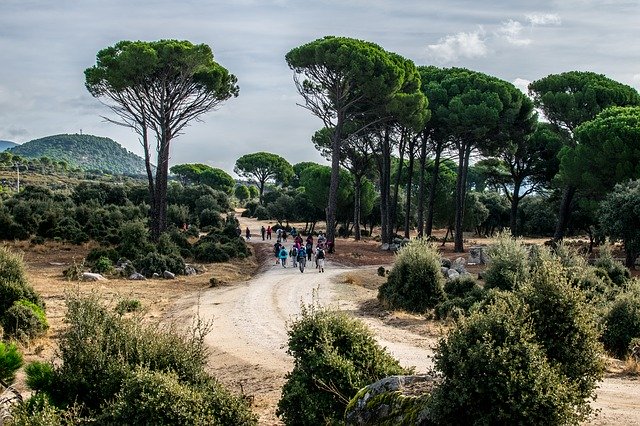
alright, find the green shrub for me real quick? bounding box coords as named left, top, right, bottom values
left=378, top=239, right=445, bottom=312
left=277, top=305, right=407, bottom=425
left=135, top=252, right=185, bottom=277
left=603, top=291, right=640, bottom=359
left=0, top=246, right=43, bottom=315
left=428, top=293, right=583, bottom=425
left=10, top=394, right=86, bottom=425
left=91, top=256, right=114, bottom=274
left=2, top=299, right=49, bottom=340
left=199, top=208, right=222, bottom=228
left=254, top=205, right=269, bottom=220
left=483, top=233, right=530, bottom=291
left=117, top=221, right=154, bottom=261
left=377, top=266, right=385, bottom=277
left=595, top=244, right=631, bottom=286
left=444, top=275, right=478, bottom=298
left=0, top=341, right=23, bottom=384
left=520, top=248, right=604, bottom=406
left=36, top=294, right=255, bottom=424
left=434, top=286, right=487, bottom=321
left=25, top=361, right=55, bottom=391
left=156, top=232, right=181, bottom=257
left=86, top=246, right=119, bottom=263
left=115, top=298, right=142, bottom=315
left=99, top=368, right=257, bottom=425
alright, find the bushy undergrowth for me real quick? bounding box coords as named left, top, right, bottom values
left=20, top=294, right=257, bottom=424
left=378, top=239, right=445, bottom=312
left=483, top=233, right=530, bottom=291
left=435, top=276, right=487, bottom=320
left=0, top=341, right=23, bottom=384
left=277, top=304, right=408, bottom=425
left=603, top=286, right=640, bottom=359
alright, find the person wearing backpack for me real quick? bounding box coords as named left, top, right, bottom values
left=274, top=242, right=282, bottom=265
left=278, top=246, right=288, bottom=267
left=316, top=247, right=325, bottom=273
left=297, top=246, right=307, bottom=273
left=305, top=241, right=313, bottom=262
left=290, top=245, right=298, bottom=268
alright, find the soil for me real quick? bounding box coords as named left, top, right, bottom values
left=4, top=213, right=640, bottom=425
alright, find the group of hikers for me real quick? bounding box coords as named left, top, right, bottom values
left=272, top=231, right=326, bottom=273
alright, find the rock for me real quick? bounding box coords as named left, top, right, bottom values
left=447, top=269, right=460, bottom=280
left=441, top=258, right=452, bottom=268
left=441, top=267, right=450, bottom=277
left=345, top=375, right=438, bottom=425
left=82, top=272, right=106, bottom=281
left=163, top=271, right=176, bottom=279
left=381, top=243, right=390, bottom=251
left=184, top=266, right=197, bottom=276
left=468, top=246, right=487, bottom=264
left=389, top=243, right=399, bottom=252
left=452, top=257, right=467, bottom=274
left=128, top=272, right=146, bottom=280
left=393, top=237, right=403, bottom=245
left=402, top=238, right=410, bottom=246
left=152, top=273, right=160, bottom=279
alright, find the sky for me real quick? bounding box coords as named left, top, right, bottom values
left=1, top=0, right=639, bottom=176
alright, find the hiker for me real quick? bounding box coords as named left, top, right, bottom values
left=316, top=246, right=325, bottom=273
left=282, top=230, right=288, bottom=242
left=274, top=242, right=282, bottom=265
left=236, top=226, right=242, bottom=238
left=245, top=227, right=251, bottom=241
left=305, top=240, right=313, bottom=262
left=317, top=232, right=326, bottom=246
left=261, top=226, right=266, bottom=240
left=295, top=234, right=303, bottom=246
left=290, top=245, right=298, bottom=267
left=297, top=245, right=307, bottom=273
left=278, top=246, right=288, bottom=267
left=266, top=226, right=272, bottom=240
left=291, top=227, right=297, bottom=237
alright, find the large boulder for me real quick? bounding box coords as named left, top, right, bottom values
left=468, top=246, right=487, bottom=265
left=345, top=375, right=438, bottom=425
left=452, top=257, right=467, bottom=274
left=82, top=272, right=106, bottom=281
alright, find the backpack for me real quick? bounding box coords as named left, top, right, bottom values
left=316, top=249, right=325, bottom=260
left=306, top=242, right=312, bottom=251
left=291, top=247, right=298, bottom=257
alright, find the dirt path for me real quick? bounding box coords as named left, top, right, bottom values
left=174, top=214, right=640, bottom=425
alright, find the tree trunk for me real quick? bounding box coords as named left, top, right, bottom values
left=389, top=132, right=406, bottom=242
left=259, top=180, right=266, bottom=205
left=353, top=174, right=362, bottom=241
left=625, top=248, right=637, bottom=268
left=378, top=127, right=391, bottom=244
left=151, top=136, right=171, bottom=241
left=454, top=145, right=471, bottom=252
left=509, top=179, right=522, bottom=237
left=425, top=140, right=442, bottom=237
left=553, top=185, right=576, bottom=242
left=416, top=134, right=428, bottom=238
left=326, top=115, right=345, bottom=245
left=404, top=136, right=416, bottom=238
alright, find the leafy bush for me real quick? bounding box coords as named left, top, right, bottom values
left=117, top=221, right=154, bottom=261
left=0, top=246, right=44, bottom=319
left=31, top=294, right=256, bottom=423
left=444, top=275, right=478, bottom=298
left=91, top=256, right=114, bottom=274
left=594, top=244, right=631, bottom=286
left=115, top=298, right=142, bottom=315
left=378, top=239, right=445, bottom=312
left=428, top=293, right=585, bottom=425
left=135, top=252, right=185, bottom=277
left=435, top=286, right=487, bottom=321
left=2, top=299, right=49, bottom=340
left=0, top=341, right=23, bottom=384
left=483, top=233, right=530, bottom=291
left=603, top=291, right=640, bottom=359
left=86, top=246, right=120, bottom=263
left=25, top=361, right=55, bottom=391
left=199, top=208, right=222, bottom=228
left=277, top=305, right=407, bottom=425
left=99, top=368, right=257, bottom=425
left=520, top=248, right=604, bottom=405
left=254, top=205, right=269, bottom=220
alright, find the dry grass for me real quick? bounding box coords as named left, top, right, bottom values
left=621, top=357, right=640, bottom=376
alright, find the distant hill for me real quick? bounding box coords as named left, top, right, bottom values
left=9, top=134, right=149, bottom=175
left=0, top=140, right=18, bottom=152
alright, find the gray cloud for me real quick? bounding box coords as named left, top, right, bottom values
left=1, top=0, right=638, bottom=174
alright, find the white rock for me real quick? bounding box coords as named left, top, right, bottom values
left=82, top=272, right=106, bottom=281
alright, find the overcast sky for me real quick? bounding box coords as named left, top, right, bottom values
left=1, top=0, right=639, bottom=175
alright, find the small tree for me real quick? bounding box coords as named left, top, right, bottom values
left=234, top=184, right=250, bottom=202
left=599, top=180, right=640, bottom=267
left=234, top=152, right=293, bottom=204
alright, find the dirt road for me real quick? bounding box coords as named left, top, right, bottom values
left=179, top=217, right=640, bottom=425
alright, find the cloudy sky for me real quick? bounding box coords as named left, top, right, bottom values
left=1, top=0, right=638, bottom=175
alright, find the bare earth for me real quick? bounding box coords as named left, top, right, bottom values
left=10, top=214, right=640, bottom=425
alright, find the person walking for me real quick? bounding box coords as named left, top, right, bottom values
left=266, top=226, right=272, bottom=240
left=306, top=240, right=313, bottom=262
left=261, top=226, right=266, bottom=240
left=297, top=245, right=307, bottom=273
left=278, top=246, right=288, bottom=267
left=274, top=242, right=282, bottom=265
left=290, top=245, right=298, bottom=268
left=316, top=246, right=325, bottom=273
left=245, top=227, right=251, bottom=241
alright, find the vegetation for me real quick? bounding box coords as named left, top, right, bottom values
left=234, top=152, right=294, bottom=204
left=85, top=39, right=239, bottom=240
left=277, top=304, right=408, bottom=425
left=0, top=341, right=23, bottom=384
left=378, top=239, right=445, bottom=312
left=8, top=134, right=148, bottom=175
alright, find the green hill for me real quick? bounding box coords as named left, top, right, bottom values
left=9, top=134, right=149, bottom=175
left=0, top=140, right=18, bottom=152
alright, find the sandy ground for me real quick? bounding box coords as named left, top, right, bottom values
left=6, top=212, right=639, bottom=425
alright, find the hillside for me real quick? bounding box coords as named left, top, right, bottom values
left=9, top=134, right=149, bottom=175
left=0, top=140, right=18, bottom=152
